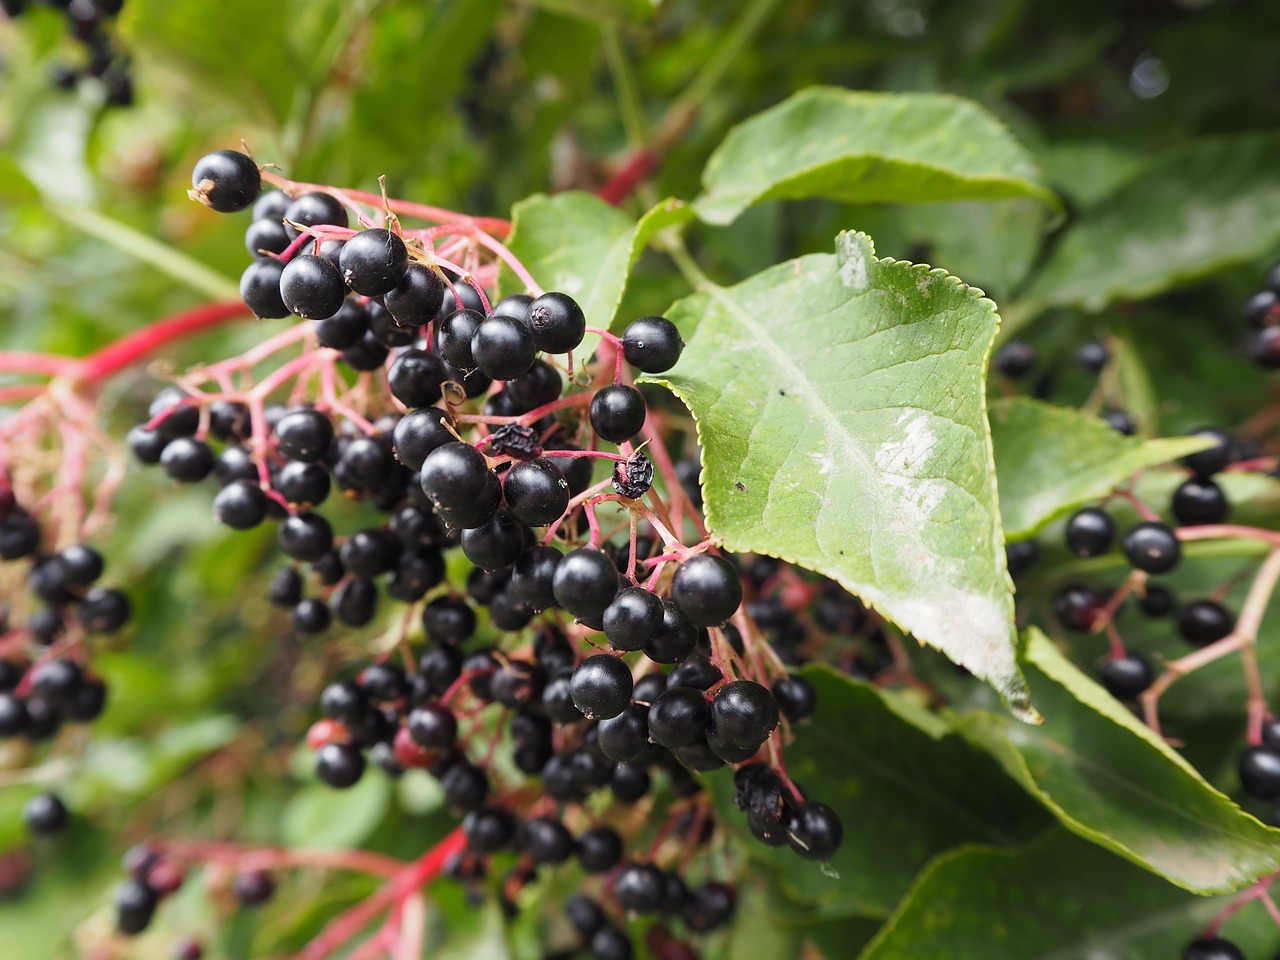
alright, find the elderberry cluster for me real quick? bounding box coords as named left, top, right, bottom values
left=0, top=486, right=127, bottom=840
left=2, top=0, right=133, bottom=106
left=76, top=150, right=851, bottom=950
left=1243, top=261, right=1280, bottom=369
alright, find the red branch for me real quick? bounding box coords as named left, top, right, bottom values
left=75, top=301, right=250, bottom=383
left=596, top=149, right=660, bottom=207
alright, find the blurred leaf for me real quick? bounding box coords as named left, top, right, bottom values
left=710, top=665, right=1051, bottom=918
left=282, top=773, right=390, bottom=849
left=859, top=831, right=1280, bottom=960
left=960, top=630, right=1280, bottom=893
left=524, top=0, right=660, bottom=23
left=649, top=232, right=1032, bottom=715
left=1027, top=134, right=1280, bottom=311
left=501, top=192, right=693, bottom=330
left=694, top=87, right=1058, bottom=226
left=990, top=397, right=1213, bottom=539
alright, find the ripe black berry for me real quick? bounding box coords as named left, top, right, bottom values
left=614, top=862, right=666, bottom=913
left=387, top=349, right=447, bottom=408
left=161, top=437, right=214, bottom=483
left=589, top=384, right=647, bottom=443
left=598, top=702, right=653, bottom=764
left=503, top=458, right=569, bottom=527
left=245, top=217, right=291, bottom=257
left=280, top=254, right=347, bottom=320
left=1181, top=428, right=1232, bottom=478
left=80, top=587, right=131, bottom=633
left=622, top=316, right=683, bottom=373
left=276, top=461, right=331, bottom=508
left=460, top=508, right=527, bottom=570
left=283, top=192, right=347, bottom=237
left=512, top=545, right=561, bottom=610
left=1075, top=340, right=1110, bottom=375
left=787, top=801, right=843, bottom=860
left=240, top=259, right=289, bottom=318
left=463, top=807, right=516, bottom=853
left=1177, top=600, right=1234, bottom=647
left=275, top=409, right=334, bottom=463
left=569, top=653, right=633, bottom=720
left=115, top=877, right=158, bottom=935
left=1183, top=938, right=1245, bottom=960
left=603, top=586, right=665, bottom=651
left=1171, top=478, right=1229, bottom=525
left=683, top=882, right=736, bottom=933
left=340, top=331, right=391, bottom=371
left=420, top=442, right=491, bottom=511
left=1238, top=745, right=1280, bottom=800
left=437, top=309, right=484, bottom=368
left=1096, top=652, right=1153, bottom=700
left=213, top=479, right=269, bottom=529
left=590, top=926, right=634, bottom=960
left=671, top=554, right=742, bottom=627
left=1140, top=584, right=1175, bottom=617
left=315, top=298, right=369, bottom=349
left=316, top=741, right=365, bottom=788
left=338, top=228, right=408, bottom=296
left=472, top=315, right=537, bottom=381
left=1065, top=507, right=1115, bottom=558
left=278, top=513, right=333, bottom=562
left=711, top=680, right=779, bottom=749
left=526, top=291, right=586, bottom=354
left=552, top=548, right=619, bottom=625
left=508, top=359, right=562, bottom=408
left=994, top=341, right=1036, bottom=378
left=233, top=869, right=276, bottom=906
left=189, top=149, right=260, bottom=213
left=648, top=686, right=710, bottom=748
left=520, top=816, right=575, bottom=864
left=1122, top=521, right=1181, bottom=574
left=392, top=408, right=454, bottom=471
left=292, top=598, right=331, bottom=634
left=384, top=264, right=445, bottom=327
left=773, top=674, right=817, bottom=721
left=23, top=792, right=69, bottom=836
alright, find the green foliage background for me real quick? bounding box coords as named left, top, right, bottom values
left=3, top=0, right=1280, bottom=957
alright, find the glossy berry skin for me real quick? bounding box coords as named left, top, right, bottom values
left=589, top=384, right=647, bottom=443
left=460, top=508, right=527, bottom=571
left=774, top=674, right=818, bottom=721
left=393, top=408, right=454, bottom=471
left=463, top=807, right=516, bottom=853
left=212, top=480, right=269, bottom=530
left=711, top=680, right=779, bottom=749
left=190, top=149, right=260, bottom=212
left=648, top=686, right=709, bottom=748
left=280, top=254, right=346, bottom=320
left=115, top=877, right=158, bottom=935
left=603, top=586, right=665, bottom=651
left=1097, top=652, right=1154, bottom=700
left=437, top=309, right=484, bottom=368
left=1075, top=340, right=1110, bottom=375
left=315, top=298, right=368, bottom=349
left=408, top=702, right=457, bottom=748
left=472, top=315, right=537, bottom=381
left=1140, top=585, right=1176, bottom=618
left=1177, top=600, right=1234, bottom=647
left=994, top=341, right=1035, bottom=378
left=244, top=218, right=290, bottom=257
left=338, top=228, right=408, bottom=296
left=278, top=513, right=333, bottom=562
left=569, top=654, right=633, bottom=720
left=671, top=554, right=742, bottom=627
left=420, top=442, right=491, bottom=511
left=80, top=587, right=131, bottom=633
left=590, top=926, right=633, bottom=960
left=787, top=801, right=844, bottom=860
left=275, top=409, right=334, bottom=463
left=240, top=258, right=289, bottom=318
left=1181, top=428, right=1232, bottom=478
left=503, top=458, right=569, bottom=527
left=384, top=263, right=445, bottom=326
left=233, top=870, right=276, bottom=906
left=315, top=742, right=365, bottom=788
left=23, top=792, right=69, bottom=836
left=512, top=545, right=561, bottom=610
left=387, top=349, right=447, bottom=408
left=622, top=316, right=683, bottom=373
left=1238, top=745, right=1280, bottom=800
left=1171, top=478, right=1229, bottom=525
left=1064, top=507, right=1115, bottom=558
left=339, top=332, right=390, bottom=371
left=160, top=438, right=214, bottom=483
left=526, top=291, right=586, bottom=353
left=1182, top=938, right=1245, bottom=960
left=684, top=881, right=737, bottom=933
left=521, top=816, right=575, bottom=864
left=552, top=548, right=619, bottom=626
left=1052, top=584, right=1103, bottom=633
left=598, top=703, right=653, bottom=764
left=292, top=598, right=331, bottom=634
left=1122, top=521, right=1181, bottom=574
left=283, top=192, right=347, bottom=237
left=614, top=862, right=667, bottom=913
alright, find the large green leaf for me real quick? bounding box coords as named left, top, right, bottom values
left=500, top=192, right=693, bottom=332
left=710, top=666, right=1051, bottom=918
left=960, top=629, right=1280, bottom=893
left=648, top=231, right=1032, bottom=715
left=991, top=398, right=1214, bottom=539
left=1026, top=133, right=1280, bottom=311
left=860, top=831, right=1280, bottom=960
left=282, top=773, right=391, bottom=849
left=694, top=87, right=1058, bottom=226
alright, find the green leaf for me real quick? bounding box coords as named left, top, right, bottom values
left=859, top=831, right=1280, bottom=960
left=694, top=87, right=1058, bottom=226
left=281, top=773, right=391, bottom=849
left=500, top=192, right=693, bottom=332
left=1026, top=133, right=1280, bottom=311
left=960, top=629, right=1280, bottom=893
left=523, top=0, right=659, bottom=22
left=710, top=666, right=1052, bottom=918
left=647, top=231, right=1032, bottom=715
left=990, top=398, right=1214, bottom=540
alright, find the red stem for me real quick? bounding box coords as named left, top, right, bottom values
left=596, top=150, right=660, bottom=207
left=76, top=301, right=250, bottom=383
